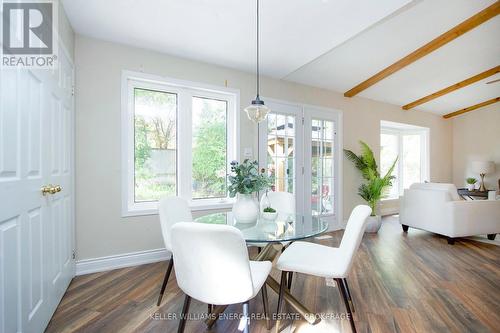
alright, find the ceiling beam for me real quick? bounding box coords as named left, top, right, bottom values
left=443, top=97, right=500, bottom=119
left=402, top=66, right=500, bottom=110
left=344, top=2, right=500, bottom=98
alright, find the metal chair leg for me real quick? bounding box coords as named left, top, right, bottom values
left=207, top=304, right=213, bottom=314
left=275, top=271, right=288, bottom=333
left=157, top=259, right=173, bottom=306
left=287, top=272, right=293, bottom=291
left=261, top=285, right=271, bottom=330
left=242, top=301, right=250, bottom=333
left=178, top=295, right=191, bottom=333
left=335, top=278, right=356, bottom=333
left=342, top=278, right=355, bottom=312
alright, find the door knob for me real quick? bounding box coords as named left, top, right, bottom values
left=41, top=185, right=53, bottom=196
left=41, top=184, right=62, bottom=196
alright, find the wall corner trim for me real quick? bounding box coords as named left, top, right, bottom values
left=75, top=248, right=171, bottom=276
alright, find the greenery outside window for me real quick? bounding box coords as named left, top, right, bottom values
left=122, top=72, right=239, bottom=216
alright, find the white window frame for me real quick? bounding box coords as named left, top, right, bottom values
left=121, top=70, right=240, bottom=217
left=380, top=121, right=430, bottom=200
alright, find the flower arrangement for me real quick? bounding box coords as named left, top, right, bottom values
left=228, top=159, right=272, bottom=197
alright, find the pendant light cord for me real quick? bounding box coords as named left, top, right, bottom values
left=256, top=0, right=260, bottom=99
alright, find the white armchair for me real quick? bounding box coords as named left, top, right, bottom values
left=400, top=183, right=500, bottom=244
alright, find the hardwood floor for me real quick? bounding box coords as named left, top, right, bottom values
left=45, top=217, right=500, bottom=333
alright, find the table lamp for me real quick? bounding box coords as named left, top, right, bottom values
left=471, top=161, right=495, bottom=192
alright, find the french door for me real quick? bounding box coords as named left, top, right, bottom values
left=0, top=50, right=75, bottom=332
left=259, top=100, right=341, bottom=227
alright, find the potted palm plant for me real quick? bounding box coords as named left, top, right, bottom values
left=228, top=159, right=272, bottom=223
left=344, top=141, right=397, bottom=233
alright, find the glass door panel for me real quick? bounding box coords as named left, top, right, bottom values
left=310, top=118, right=335, bottom=217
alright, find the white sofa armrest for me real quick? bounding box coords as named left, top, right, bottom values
left=446, top=200, right=500, bottom=237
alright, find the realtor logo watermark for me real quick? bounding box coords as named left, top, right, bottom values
left=2, top=0, right=58, bottom=68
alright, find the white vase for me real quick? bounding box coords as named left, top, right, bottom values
left=232, top=193, right=259, bottom=224
left=467, top=184, right=475, bottom=191
left=365, top=215, right=382, bottom=233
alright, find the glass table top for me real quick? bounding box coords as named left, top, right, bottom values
left=195, top=212, right=329, bottom=243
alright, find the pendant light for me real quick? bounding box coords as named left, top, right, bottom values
left=244, top=0, right=270, bottom=123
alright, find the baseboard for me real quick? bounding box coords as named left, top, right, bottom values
left=76, top=248, right=171, bottom=276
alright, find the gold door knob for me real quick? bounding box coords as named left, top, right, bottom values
left=41, top=185, right=53, bottom=196
left=41, top=184, right=62, bottom=195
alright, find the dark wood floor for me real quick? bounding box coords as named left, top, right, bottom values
left=45, top=217, right=500, bottom=333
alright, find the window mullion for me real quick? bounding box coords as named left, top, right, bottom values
left=178, top=90, right=193, bottom=202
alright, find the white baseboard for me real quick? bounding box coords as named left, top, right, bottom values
left=76, top=248, right=171, bottom=276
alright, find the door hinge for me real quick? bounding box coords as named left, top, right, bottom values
left=71, top=85, right=75, bottom=96
left=72, top=250, right=76, bottom=260
left=302, top=166, right=305, bottom=175
left=301, top=117, right=304, bottom=125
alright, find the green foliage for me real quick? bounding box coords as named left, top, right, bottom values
left=263, top=207, right=276, bottom=213
left=134, top=116, right=151, bottom=170
left=344, top=141, right=397, bottom=216
left=466, top=177, right=477, bottom=185
left=192, top=103, right=227, bottom=197
left=228, top=160, right=272, bottom=197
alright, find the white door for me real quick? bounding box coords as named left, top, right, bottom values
left=258, top=100, right=304, bottom=213
left=258, top=100, right=342, bottom=227
left=0, top=50, right=75, bottom=332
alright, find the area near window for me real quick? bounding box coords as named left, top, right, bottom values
left=380, top=120, right=430, bottom=200
left=122, top=71, right=239, bottom=216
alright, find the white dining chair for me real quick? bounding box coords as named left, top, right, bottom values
left=260, top=191, right=295, bottom=214
left=156, top=196, right=193, bottom=306
left=171, top=222, right=273, bottom=333
left=275, top=205, right=372, bottom=333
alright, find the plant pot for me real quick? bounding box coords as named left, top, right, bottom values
left=261, top=211, right=278, bottom=221
left=365, top=215, right=382, bottom=233
left=466, top=184, right=475, bottom=191
left=232, top=193, right=259, bottom=224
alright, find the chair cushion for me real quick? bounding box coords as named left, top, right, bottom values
left=249, top=260, right=272, bottom=297
left=276, top=241, right=349, bottom=278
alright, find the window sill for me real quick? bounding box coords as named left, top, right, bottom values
left=122, top=198, right=235, bottom=218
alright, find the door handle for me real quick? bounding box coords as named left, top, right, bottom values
left=41, top=184, right=62, bottom=196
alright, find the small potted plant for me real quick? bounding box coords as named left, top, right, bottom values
left=228, top=159, right=272, bottom=223
left=466, top=177, right=477, bottom=191
left=262, top=206, right=278, bottom=221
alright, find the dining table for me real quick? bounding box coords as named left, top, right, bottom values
left=195, top=211, right=329, bottom=328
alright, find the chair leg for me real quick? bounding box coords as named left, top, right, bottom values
left=207, top=304, right=212, bottom=314
left=157, top=259, right=174, bottom=306
left=177, top=295, right=191, bottom=333
left=447, top=237, right=456, bottom=245
left=242, top=301, right=250, bottom=333
left=487, top=234, right=496, bottom=240
left=335, top=278, right=356, bottom=333
left=261, top=285, right=271, bottom=330
left=402, top=224, right=409, bottom=232
left=287, top=272, right=293, bottom=291
left=342, top=278, right=355, bottom=312
left=275, top=271, right=288, bottom=333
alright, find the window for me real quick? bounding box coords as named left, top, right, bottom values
left=122, top=72, right=239, bottom=216
left=380, top=121, right=429, bottom=200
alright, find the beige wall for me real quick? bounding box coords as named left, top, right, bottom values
left=452, top=104, right=500, bottom=191
left=74, top=35, right=452, bottom=260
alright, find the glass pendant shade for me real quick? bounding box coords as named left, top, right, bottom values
left=245, top=97, right=270, bottom=123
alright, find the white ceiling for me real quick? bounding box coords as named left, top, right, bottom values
left=63, top=0, right=500, bottom=116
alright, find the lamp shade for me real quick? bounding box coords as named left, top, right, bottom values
left=471, top=161, right=495, bottom=174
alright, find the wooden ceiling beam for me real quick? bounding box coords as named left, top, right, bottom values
left=443, top=97, right=500, bottom=119
left=403, top=65, right=500, bottom=110
left=344, top=2, right=500, bottom=98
